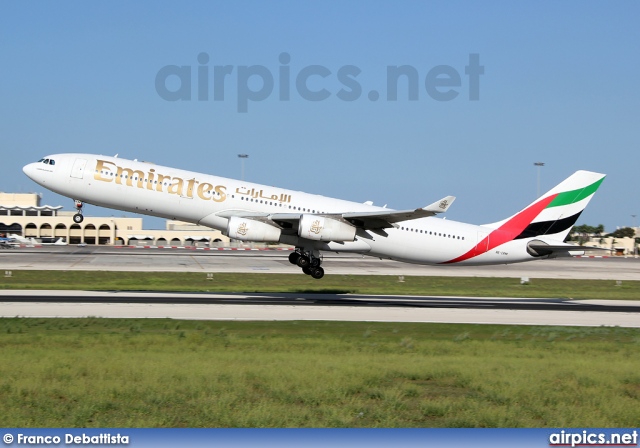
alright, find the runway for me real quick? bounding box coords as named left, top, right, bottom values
left=1, top=290, right=639, bottom=327
left=2, top=246, right=639, bottom=279
left=1, top=248, right=638, bottom=327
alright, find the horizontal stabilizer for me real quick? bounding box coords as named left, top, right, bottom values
left=527, top=241, right=608, bottom=257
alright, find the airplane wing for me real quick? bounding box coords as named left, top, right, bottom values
left=342, top=196, right=455, bottom=229
left=217, top=196, right=455, bottom=232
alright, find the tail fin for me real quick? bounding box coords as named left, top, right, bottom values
left=484, top=170, right=605, bottom=242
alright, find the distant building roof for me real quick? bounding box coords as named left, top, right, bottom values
left=0, top=193, right=41, bottom=207
left=1, top=205, right=63, bottom=211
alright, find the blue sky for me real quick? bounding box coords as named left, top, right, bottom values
left=2, top=1, right=638, bottom=230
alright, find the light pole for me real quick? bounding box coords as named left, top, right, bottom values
left=534, top=162, right=545, bottom=197
left=632, top=214, right=638, bottom=257
left=238, top=154, right=249, bottom=181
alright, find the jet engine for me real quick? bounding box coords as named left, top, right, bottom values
left=226, top=216, right=282, bottom=242
left=298, top=214, right=356, bottom=242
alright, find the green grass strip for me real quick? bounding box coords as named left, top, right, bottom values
left=0, top=319, right=638, bottom=427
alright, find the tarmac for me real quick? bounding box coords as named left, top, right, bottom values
left=1, top=246, right=639, bottom=280
left=1, top=247, right=638, bottom=327
left=1, top=290, right=639, bottom=327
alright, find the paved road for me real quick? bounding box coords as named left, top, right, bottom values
left=1, top=246, right=639, bottom=279
left=1, top=290, right=639, bottom=327
left=1, top=248, right=637, bottom=327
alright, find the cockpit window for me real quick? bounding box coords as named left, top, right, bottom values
left=38, top=158, right=45, bottom=163
left=48, top=159, right=55, bottom=165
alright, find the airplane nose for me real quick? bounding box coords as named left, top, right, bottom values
left=22, top=163, right=36, bottom=179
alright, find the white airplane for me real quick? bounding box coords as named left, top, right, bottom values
left=0, top=236, right=18, bottom=248
left=3, top=234, right=67, bottom=246
left=23, top=154, right=605, bottom=279
left=5, top=234, right=35, bottom=246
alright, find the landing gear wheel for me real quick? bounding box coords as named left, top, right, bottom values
left=310, top=257, right=321, bottom=268
left=288, top=252, right=301, bottom=265
left=302, top=266, right=313, bottom=275
left=296, top=256, right=310, bottom=268
left=310, top=267, right=325, bottom=279
left=72, top=200, right=84, bottom=224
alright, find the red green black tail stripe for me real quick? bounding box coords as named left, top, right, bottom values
left=546, top=178, right=603, bottom=208
left=514, top=211, right=582, bottom=240
left=441, top=176, right=603, bottom=264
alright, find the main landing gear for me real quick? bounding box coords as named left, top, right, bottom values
left=73, top=200, right=84, bottom=223
left=289, top=248, right=324, bottom=279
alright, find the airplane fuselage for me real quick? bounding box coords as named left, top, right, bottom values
left=23, top=153, right=595, bottom=272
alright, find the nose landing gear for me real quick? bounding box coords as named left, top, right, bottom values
left=73, top=200, right=84, bottom=223
left=289, top=248, right=325, bottom=279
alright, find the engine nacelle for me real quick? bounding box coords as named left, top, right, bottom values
left=298, top=215, right=356, bottom=242
left=226, top=216, right=282, bottom=242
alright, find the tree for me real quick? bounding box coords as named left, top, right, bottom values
left=570, top=224, right=605, bottom=245
left=608, top=227, right=636, bottom=239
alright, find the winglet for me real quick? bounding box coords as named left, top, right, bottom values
left=423, top=196, right=455, bottom=214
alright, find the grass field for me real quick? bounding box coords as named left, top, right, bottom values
left=1, top=270, right=640, bottom=299
left=0, top=318, right=639, bottom=427
left=1, top=271, right=638, bottom=427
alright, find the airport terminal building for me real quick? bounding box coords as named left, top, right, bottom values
left=0, top=193, right=230, bottom=246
